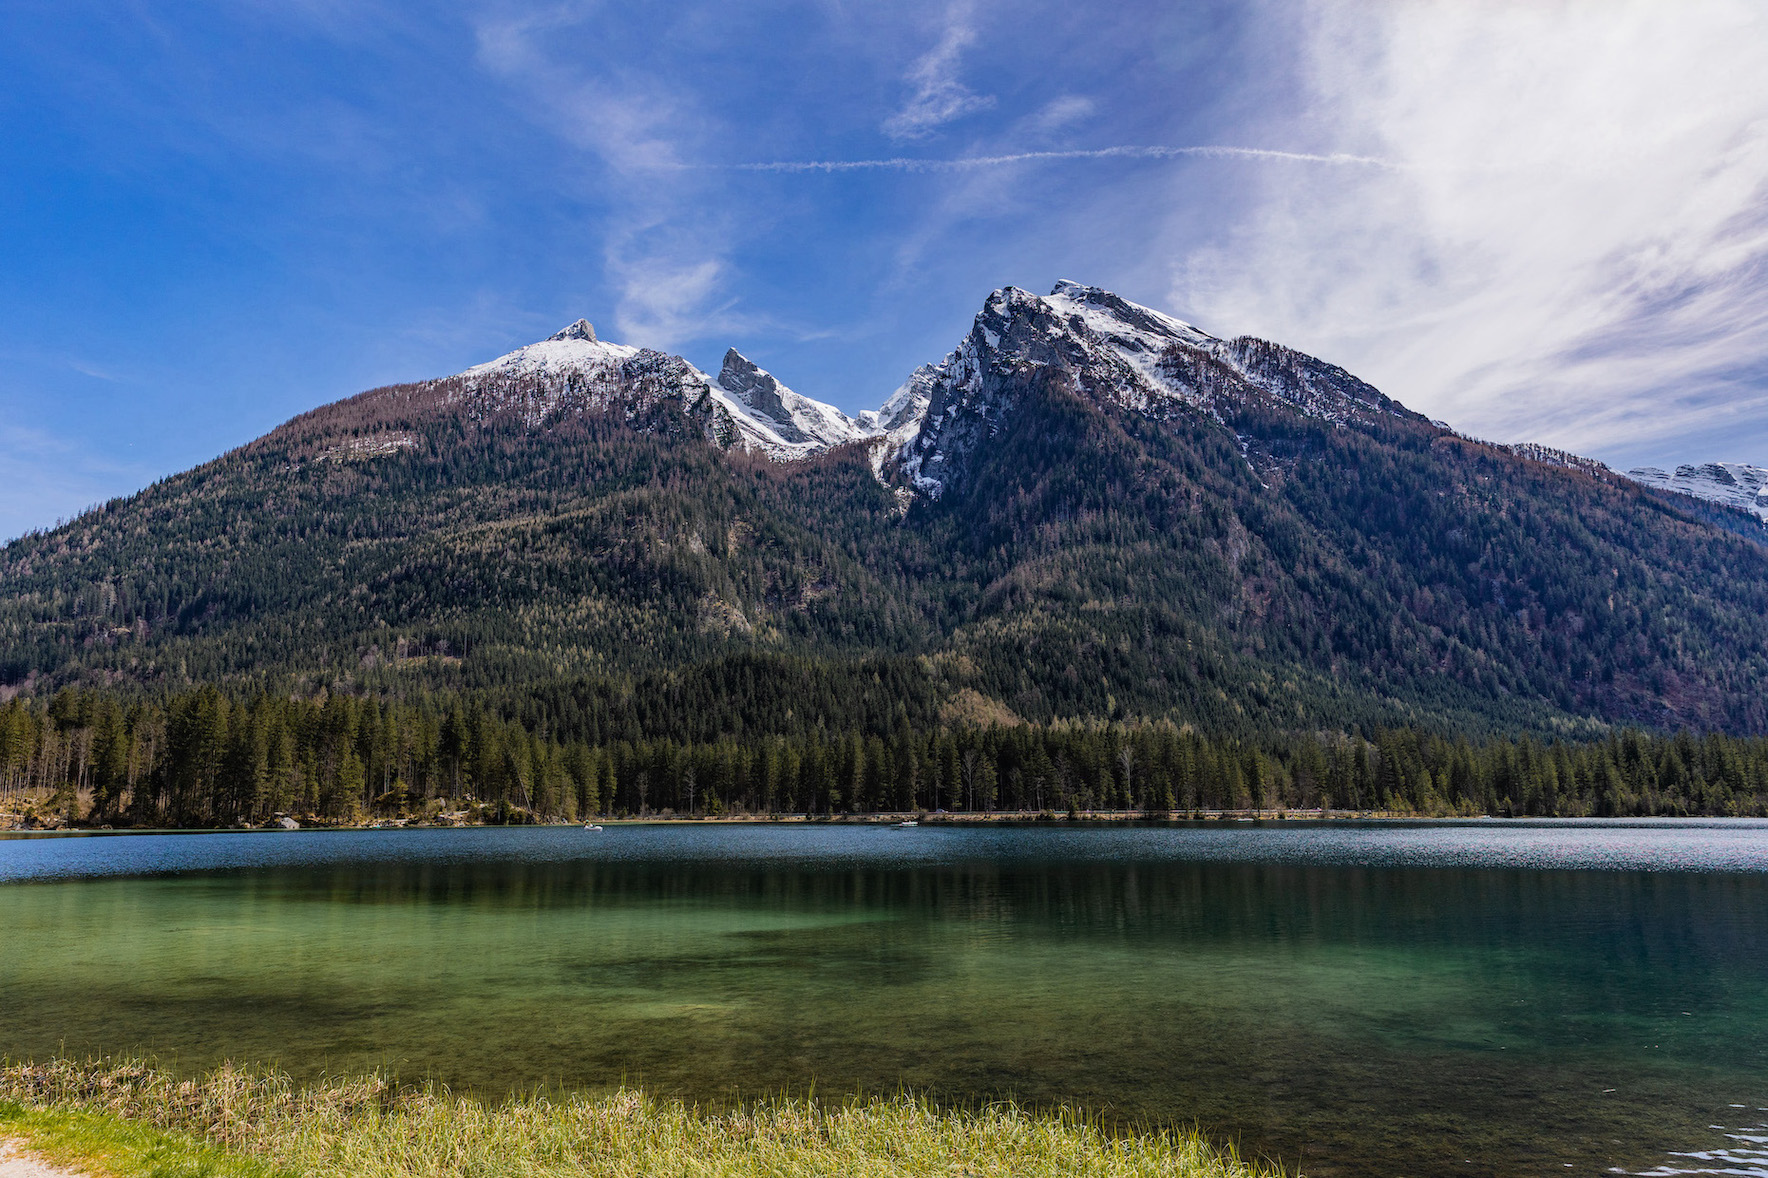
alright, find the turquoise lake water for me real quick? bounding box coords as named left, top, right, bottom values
left=2, top=820, right=1766, bottom=1176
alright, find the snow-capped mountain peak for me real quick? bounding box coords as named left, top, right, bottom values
left=858, top=364, right=937, bottom=441
left=892, top=280, right=1407, bottom=498
left=446, top=325, right=873, bottom=461
left=462, top=321, right=638, bottom=383
left=434, top=283, right=1412, bottom=495
left=1627, top=462, right=1768, bottom=520
left=549, top=319, right=597, bottom=342
left=710, top=349, right=865, bottom=455
left=1044, top=279, right=1215, bottom=354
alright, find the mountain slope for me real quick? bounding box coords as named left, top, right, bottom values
left=3, top=286, right=1767, bottom=737
left=875, top=284, right=1768, bottom=733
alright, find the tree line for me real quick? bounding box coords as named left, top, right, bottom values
left=3, top=687, right=1764, bottom=826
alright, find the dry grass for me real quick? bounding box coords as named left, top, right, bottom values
left=0, top=1058, right=1284, bottom=1178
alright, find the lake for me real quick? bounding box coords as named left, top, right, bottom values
left=3, top=820, right=1766, bottom=1176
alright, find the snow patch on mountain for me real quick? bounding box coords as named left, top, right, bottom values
left=709, top=350, right=870, bottom=458
left=857, top=365, right=937, bottom=474
left=314, top=432, right=418, bottom=463
left=437, top=282, right=1419, bottom=498
left=462, top=323, right=641, bottom=384
left=1499, top=442, right=1612, bottom=478
left=1627, top=462, right=1768, bottom=520
left=1045, top=278, right=1215, bottom=389
left=893, top=281, right=1414, bottom=499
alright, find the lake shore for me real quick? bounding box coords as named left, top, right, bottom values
left=0, top=1059, right=1279, bottom=1178
left=0, top=802, right=1434, bottom=834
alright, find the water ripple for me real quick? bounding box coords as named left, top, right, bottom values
left=3, top=818, right=1768, bottom=883
left=1627, top=1119, right=1768, bottom=1177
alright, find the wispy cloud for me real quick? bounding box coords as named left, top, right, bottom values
left=471, top=9, right=741, bottom=350
left=1024, top=94, right=1095, bottom=135
left=685, top=144, right=1395, bottom=173
left=1179, top=0, right=1768, bottom=465
left=472, top=11, right=685, bottom=173
left=0, top=422, right=153, bottom=543
left=605, top=253, right=739, bottom=349
left=67, top=358, right=123, bottom=382
left=881, top=3, right=994, bottom=141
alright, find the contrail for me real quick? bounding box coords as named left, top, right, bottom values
left=675, top=145, right=1395, bottom=173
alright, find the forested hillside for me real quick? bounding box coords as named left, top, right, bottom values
left=4, top=281, right=1768, bottom=794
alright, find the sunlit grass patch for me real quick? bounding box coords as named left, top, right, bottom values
left=0, top=1100, right=281, bottom=1178
left=1, top=1058, right=1283, bottom=1177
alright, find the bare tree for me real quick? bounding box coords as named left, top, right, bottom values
left=960, top=748, right=981, bottom=812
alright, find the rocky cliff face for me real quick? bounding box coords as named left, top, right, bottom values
left=709, top=349, right=871, bottom=456
left=889, top=281, right=1427, bottom=499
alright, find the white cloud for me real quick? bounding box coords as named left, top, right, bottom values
left=607, top=253, right=728, bottom=351
left=881, top=3, right=995, bottom=141
left=472, top=11, right=686, bottom=172
left=1178, top=0, right=1768, bottom=463
left=1025, top=94, right=1095, bottom=135
left=472, top=8, right=747, bottom=351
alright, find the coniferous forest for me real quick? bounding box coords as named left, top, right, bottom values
left=4, top=685, right=1765, bottom=827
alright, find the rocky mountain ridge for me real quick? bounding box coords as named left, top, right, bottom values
left=441, top=314, right=912, bottom=462
left=437, top=286, right=1766, bottom=528
left=1626, top=462, right=1768, bottom=521
left=438, top=279, right=1428, bottom=500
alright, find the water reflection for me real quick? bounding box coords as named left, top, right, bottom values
left=2, top=823, right=1766, bottom=1177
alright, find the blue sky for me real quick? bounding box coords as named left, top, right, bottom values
left=4, top=0, right=1768, bottom=540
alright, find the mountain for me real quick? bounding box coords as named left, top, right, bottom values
left=891, top=279, right=1405, bottom=498
left=1407, top=445, right=1768, bottom=541
left=4, top=282, right=1768, bottom=739
left=1626, top=462, right=1768, bottom=521
left=436, top=316, right=876, bottom=458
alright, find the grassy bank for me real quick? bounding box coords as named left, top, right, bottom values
left=0, top=1059, right=1282, bottom=1178
left=0, top=1103, right=274, bottom=1178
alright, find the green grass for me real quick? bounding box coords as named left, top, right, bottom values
left=0, top=1102, right=281, bottom=1178
left=0, top=1058, right=1284, bottom=1178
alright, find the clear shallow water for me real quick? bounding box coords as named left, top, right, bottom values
left=2, top=820, right=1766, bottom=1177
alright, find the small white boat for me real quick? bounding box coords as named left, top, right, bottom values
left=584, top=823, right=604, bottom=831
left=891, top=820, right=918, bottom=828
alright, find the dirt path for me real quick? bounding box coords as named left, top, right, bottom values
left=0, top=1139, right=85, bottom=1178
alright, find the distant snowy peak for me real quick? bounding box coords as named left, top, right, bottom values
left=461, top=322, right=639, bottom=383
left=1626, top=462, right=1768, bottom=520
left=710, top=349, right=867, bottom=457
left=550, top=319, right=597, bottom=342
left=444, top=323, right=867, bottom=461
